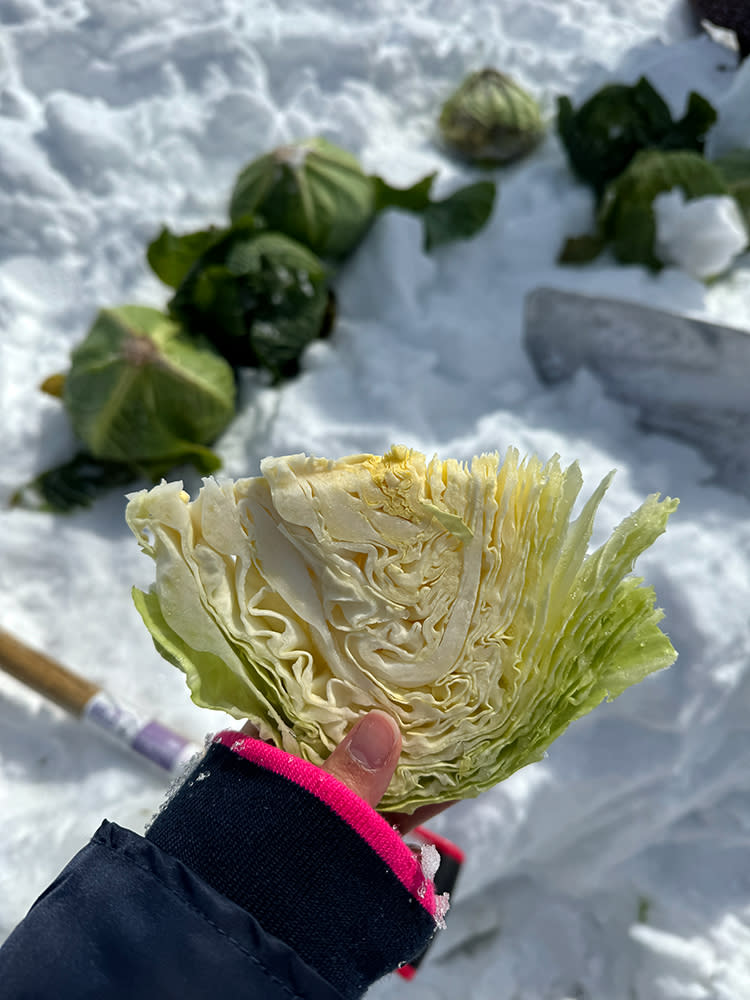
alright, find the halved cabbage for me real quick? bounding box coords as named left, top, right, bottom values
left=126, top=446, right=678, bottom=811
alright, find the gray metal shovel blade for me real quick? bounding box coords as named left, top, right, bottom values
left=523, top=287, right=750, bottom=498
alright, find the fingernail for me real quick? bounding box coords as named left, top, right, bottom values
left=347, top=712, right=397, bottom=770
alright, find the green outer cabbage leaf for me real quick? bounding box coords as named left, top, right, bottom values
left=64, top=305, right=236, bottom=469
left=229, top=137, right=376, bottom=260
left=422, top=181, right=497, bottom=251
left=598, top=149, right=729, bottom=269
left=126, top=446, right=678, bottom=811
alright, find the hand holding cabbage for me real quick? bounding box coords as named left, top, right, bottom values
left=126, top=446, right=677, bottom=812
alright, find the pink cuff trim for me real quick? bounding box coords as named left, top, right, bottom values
left=214, top=730, right=438, bottom=919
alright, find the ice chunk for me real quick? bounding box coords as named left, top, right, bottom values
left=419, top=842, right=441, bottom=882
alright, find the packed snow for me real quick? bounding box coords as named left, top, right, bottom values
left=653, top=190, right=748, bottom=279
left=2, top=2, right=750, bottom=998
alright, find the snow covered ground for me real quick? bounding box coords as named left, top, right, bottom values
left=3, top=1, right=750, bottom=997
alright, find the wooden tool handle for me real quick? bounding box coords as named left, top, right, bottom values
left=0, top=627, right=100, bottom=716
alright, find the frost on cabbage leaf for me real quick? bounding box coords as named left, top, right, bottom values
left=126, top=446, right=678, bottom=812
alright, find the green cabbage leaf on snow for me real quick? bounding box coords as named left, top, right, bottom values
left=126, top=446, right=678, bottom=811
left=560, top=149, right=731, bottom=269
left=63, top=306, right=235, bottom=471
left=164, top=226, right=332, bottom=379
left=14, top=306, right=236, bottom=512
left=598, top=149, right=729, bottom=269
left=229, top=137, right=376, bottom=260
left=557, top=76, right=717, bottom=198
left=228, top=136, right=496, bottom=256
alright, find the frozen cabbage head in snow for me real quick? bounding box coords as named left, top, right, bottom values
left=126, top=446, right=678, bottom=811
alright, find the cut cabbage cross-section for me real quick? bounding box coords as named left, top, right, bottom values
left=126, top=446, right=678, bottom=811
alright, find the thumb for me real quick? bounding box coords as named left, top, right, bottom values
left=321, top=710, right=402, bottom=809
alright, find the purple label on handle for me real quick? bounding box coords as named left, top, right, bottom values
left=131, top=720, right=194, bottom=772
left=83, top=692, right=199, bottom=773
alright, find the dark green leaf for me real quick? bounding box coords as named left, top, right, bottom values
left=422, top=180, right=496, bottom=251
left=147, top=226, right=232, bottom=288
left=371, top=173, right=437, bottom=213
left=557, top=78, right=717, bottom=199
left=664, top=91, right=717, bottom=152
left=169, top=231, right=330, bottom=377
left=11, top=452, right=140, bottom=513
left=11, top=443, right=224, bottom=514
left=557, top=80, right=669, bottom=196
left=319, top=288, right=337, bottom=340
left=557, top=231, right=606, bottom=265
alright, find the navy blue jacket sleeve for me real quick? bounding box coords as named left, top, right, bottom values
left=0, top=820, right=342, bottom=1000
left=0, top=733, right=442, bottom=1000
